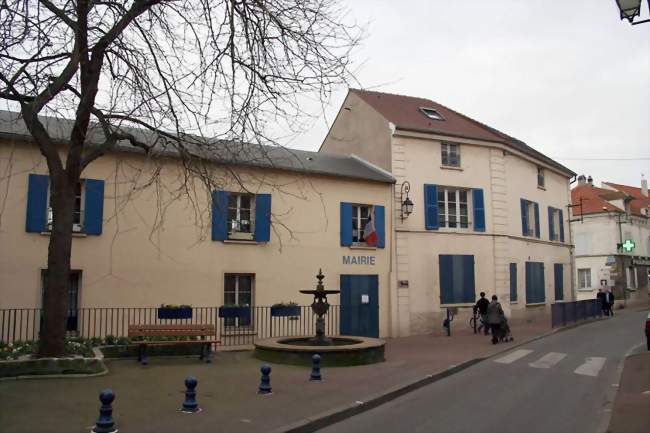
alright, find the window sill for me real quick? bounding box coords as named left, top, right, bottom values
left=510, top=301, right=518, bottom=304
left=350, top=245, right=377, bottom=250
left=525, top=302, right=546, bottom=307
left=224, top=239, right=262, bottom=245
left=440, top=165, right=463, bottom=171
left=577, top=288, right=594, bottom=292
left=440, top=303, right=474, bottom=308
left=537, top=185, right=546, bottom=191
left=40, top=231, right=88, bottom=238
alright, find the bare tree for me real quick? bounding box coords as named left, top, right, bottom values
left=0, top=0, right=360, bottom=357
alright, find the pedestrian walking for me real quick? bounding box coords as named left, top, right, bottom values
left=604, top=289, right=615, bottom=316
left=486, top=295, right=504, bottom=344
left=473, top=292, right=490, bottom=335
left=596, top=289, right=606, bottom=316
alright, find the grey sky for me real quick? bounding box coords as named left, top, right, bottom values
left=287, top=0, right=650, bottom=188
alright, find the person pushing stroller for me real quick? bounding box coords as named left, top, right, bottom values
left=486, top=295, right=512, bottom=344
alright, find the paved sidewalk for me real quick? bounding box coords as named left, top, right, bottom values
left=607, top=351, right=650, bottom=433
left=0, top=318, right=554, bottom=433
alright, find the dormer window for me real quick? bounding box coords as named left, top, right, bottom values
left=419, top=107, right=445, bottom=121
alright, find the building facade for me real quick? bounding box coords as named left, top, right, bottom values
left=571, top=176, right=650, bottom=301
left=321, top=89, right=576, bottom=336
left=0, top=111, right=395, bottom=339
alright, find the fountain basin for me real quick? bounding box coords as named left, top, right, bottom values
left=253, top=336, right=385, bottom=366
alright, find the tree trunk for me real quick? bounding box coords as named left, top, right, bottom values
left=37, top=171, right=76, bottom=357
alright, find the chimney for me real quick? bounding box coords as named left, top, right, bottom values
left=577, top=175, right=586, bottom=186
left=587, top=175, right=593, bottom=186
left=642, top=177, right=648, bottom=197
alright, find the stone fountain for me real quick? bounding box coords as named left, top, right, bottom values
left=299, top=269, right=340, bottom=345
left=253, top=270, right=385, bottom=366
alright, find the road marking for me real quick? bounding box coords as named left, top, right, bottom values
left=494, top=349, right=533, bottom=364
left=574, top=357, right=606, bottom=377
left=529, top=352, right=567, bottom=369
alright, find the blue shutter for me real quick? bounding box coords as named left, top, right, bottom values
left=253, top=193, right=271, bottom=242
left=84, top=179, right=104, bottom=235
left=461, top=255, right=476, bottom=303
left=554, top=264, right=564, bottom=301
left=472, top=188, right=485, bottom=232
left=340, top=202, right=353, bottom=246
left=527, top=262, right=546, bottom=304
left=374, top=205, right=385, bottom=248
left=211, top=191, right=229, bottom=241
left=439, top=255, right=454, bottom=304
left=520, top=199, right=528, bottom=236
left=533, top=202, right=540, bottom=239
left=525, top=262, right=533, bottom=303
left=559, top=209, right=565, bottom=243
left=424, top=184, right=439, bottom=230
left=509, top=263, right=517, bottom=302
left=548, top=207, right=555, bottom=241
left=26, top=174, right=49, bottom=233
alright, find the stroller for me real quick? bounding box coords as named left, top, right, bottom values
left=493, top=315, right=514, bottom=343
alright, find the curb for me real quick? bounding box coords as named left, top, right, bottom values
left=273, top=318, right=608, bottom=433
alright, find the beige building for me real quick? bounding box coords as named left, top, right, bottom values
left=0, top=111, right=395, bottom=339
left=322, top=89, right=576, bottom=336
left=571, top=176, right=650, bottom=301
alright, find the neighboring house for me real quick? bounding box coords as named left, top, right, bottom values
left=0, top=111, right=394, bottom=339
left=571, top=175, right=650, bottom=301
left=321, top=89, right=576, bottom=336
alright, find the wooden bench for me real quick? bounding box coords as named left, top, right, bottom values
left=127, top=324, right=220, bottom=365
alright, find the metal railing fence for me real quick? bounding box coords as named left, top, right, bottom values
left=551, top=299, right=602, bottom=328
left=0, top=306, right=340, bottom=346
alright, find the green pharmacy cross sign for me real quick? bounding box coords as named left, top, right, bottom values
left=621, top=239, right=635, bottom=252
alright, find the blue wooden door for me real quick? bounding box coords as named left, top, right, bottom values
left=340, top=275, right=379, bottom=338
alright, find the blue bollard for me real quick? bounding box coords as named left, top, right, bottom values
left=310, top=354, right=322, bottom=381
left=181, top=376, right=200, bottom=413
left=92, top=389, right=117, bottom=433
left=258, top=364, right=272, bottom=394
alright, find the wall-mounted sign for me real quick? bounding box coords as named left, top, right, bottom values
left=632, top=258, right=650, bottom=266
left=398, top=280, right=409, bottom=288
left=342, top=255, right=376, bottom=265
left=361, top=294, right=370, bottom=304
left=605, top=256, right=616, bottom=265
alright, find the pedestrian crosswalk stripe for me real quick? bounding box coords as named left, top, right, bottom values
left=574, top=357, right=606, bottom=377
left=494, top=349, right=533, bottom=364
left=529, top=352, right=567, bottom=369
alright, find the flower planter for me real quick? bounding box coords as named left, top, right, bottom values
left=218, top=306, right=251, bottom=319
left=157, top=307, right=192, bottom=320
left=270, top=306, right=301, bottom=317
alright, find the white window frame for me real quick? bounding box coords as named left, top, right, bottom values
left=526, top=201, right=536, bottom=237
left=537, top=167, right=545, bottom=188
left=441, top=143, right=461, bottom=168
left=577, top=268, right=591, bottom=290
left=352, top=204, right=372, bottom=245
left=438, top=187, right=471, bottom=229
left=550, top=208, right=561, bottom=241
left=227, top=193, right=255, bottom=240
left=47, top=181, right=85, bottom=232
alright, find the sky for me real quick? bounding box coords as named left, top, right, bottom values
left=284, top=0, right=650, bottom=189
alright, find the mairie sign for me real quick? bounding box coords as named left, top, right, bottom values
left=342, top=255, right=376, bottom=265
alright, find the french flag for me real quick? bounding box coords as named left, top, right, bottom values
left=363, top=209, right=378, bottom=246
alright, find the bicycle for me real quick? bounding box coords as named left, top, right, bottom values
left=469, top=313, right=488, bottom=334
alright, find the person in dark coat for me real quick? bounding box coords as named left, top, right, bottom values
left=474, top=292, right=490, bottom=335
left=486, top=295, right=504, bottom=344
left=596, top=289, right=606, bottom=316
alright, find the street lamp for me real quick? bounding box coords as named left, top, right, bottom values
left=400, top=181, right=414, bottom=222
left=615, top=0, right=650, bottom=25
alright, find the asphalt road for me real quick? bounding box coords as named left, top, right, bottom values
left=318, top=309, right=648, bottom=433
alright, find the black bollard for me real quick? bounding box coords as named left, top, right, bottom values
left=92, top=389, right=117, bottom=433
left=258, top=364, right=272, bottom=394
left=181, top=376, right=200, bottom=413
left=310, top=354, right=322, bottom=381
